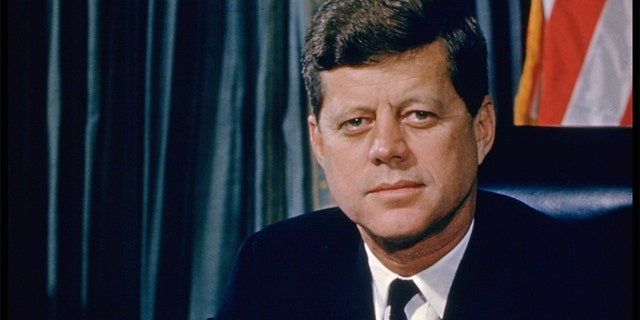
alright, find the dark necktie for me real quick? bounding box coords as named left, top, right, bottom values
left=388, top=278, right=420, bottom=320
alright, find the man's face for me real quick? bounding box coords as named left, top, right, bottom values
left=308, top=41, right=495, bottom=244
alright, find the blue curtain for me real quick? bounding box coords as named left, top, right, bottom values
left=8, top=0, right=526, bottom=319
left=9, top=0, right=315, bottom=319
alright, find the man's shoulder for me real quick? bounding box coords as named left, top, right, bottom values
left=474, top=190, right=572, bottom=249
left=258, top=206, right=352, bottom=235
left=247, top=207, right=361, bottom=252
left=473, top=190, right=633, bottom=318
left=476, top=189, right=567, bottom=228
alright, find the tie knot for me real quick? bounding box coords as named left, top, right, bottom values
left=388, top=278, right=420, bottom=320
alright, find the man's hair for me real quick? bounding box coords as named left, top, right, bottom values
left=301, top=0, right=488, bottom=119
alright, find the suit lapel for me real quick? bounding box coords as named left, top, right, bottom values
left=318, top=209, right=376, bottom=320
left=443, top=215, right=509, bottom=319
left=340, top=240, right=376, bottom=319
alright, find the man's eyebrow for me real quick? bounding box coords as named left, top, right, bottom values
left=325, top=104, right=376, bottom=118
left=395, top=95, right=445, bottom=112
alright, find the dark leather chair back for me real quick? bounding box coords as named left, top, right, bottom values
left=478, top=126, right=633, bottom=221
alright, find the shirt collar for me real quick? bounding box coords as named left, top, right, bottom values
left=365, top=219, right=474, bottom=319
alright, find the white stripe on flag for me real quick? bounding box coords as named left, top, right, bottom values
left=562, top=0, right=632, bottom=126
left=542, top=0, right=556, bottom=20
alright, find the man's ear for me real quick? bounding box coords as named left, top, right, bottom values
left=308, top=114, right=325, bottom=167
left=473, top=95, right=496, bottom=165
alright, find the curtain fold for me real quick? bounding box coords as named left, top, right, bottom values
left=188, top=0, right=248, bottom=317
left=139, top=0, right=178, bottom=319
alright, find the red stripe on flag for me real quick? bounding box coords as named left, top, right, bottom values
left=537, top=0, right=606, bottom=125
left=620, top=93, right=633, bottom=126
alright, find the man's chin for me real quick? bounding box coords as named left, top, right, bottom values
left=359, top=225, right=427, bottom=252
left=379, top=233, right=425, bottom=252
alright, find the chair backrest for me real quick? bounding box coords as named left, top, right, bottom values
left=478, top=126, right=633, bottom=221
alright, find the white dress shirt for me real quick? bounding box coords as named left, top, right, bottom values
left=365, top=220, right=474, bottom=320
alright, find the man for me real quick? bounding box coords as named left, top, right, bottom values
left=213, top=0, right=628, bottom=319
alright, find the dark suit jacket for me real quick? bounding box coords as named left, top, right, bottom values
left=213, top=191, right=631, bottom=319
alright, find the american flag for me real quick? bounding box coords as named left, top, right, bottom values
left=514, top=0, right=632, bottom=126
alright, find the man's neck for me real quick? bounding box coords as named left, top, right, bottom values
left=358, top=193, right=476, bottom=277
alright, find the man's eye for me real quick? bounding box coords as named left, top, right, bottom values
left=403, top=110, right=437, bottom=128
left=340, top=117, right=372, bottom=134
left=346, top=118, right=364, bottom=127
left=413, top=111, right=431, bottom=120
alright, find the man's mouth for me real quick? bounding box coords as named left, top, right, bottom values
left=368, top=180, right=424, bottom=195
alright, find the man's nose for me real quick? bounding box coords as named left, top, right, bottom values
left=368, top=118, right=410, bottom=165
